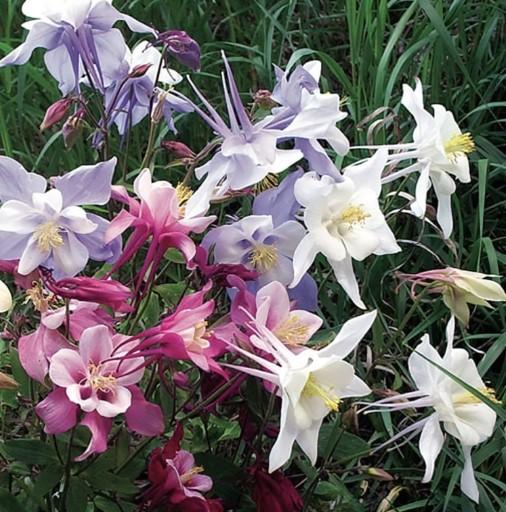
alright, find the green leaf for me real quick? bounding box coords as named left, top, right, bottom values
left=0, top=489, right=23, bottom=512
left=318, top=424, right=370, bottom=461
left=33, top=466, right=64, bottom=499
left=65, top=478, right=90, bottom=512
left=84, top=471, right=138, bottom=495
left=1, top=439, right=57, bottom=465
left=155, top=282, right=187, bottom=307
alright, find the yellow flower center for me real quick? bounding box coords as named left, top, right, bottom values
left=180, top=466, right=204, bottom=484
left=452, top=387, right=499, bottom=406
left=274, top=316, right=310, bottom=346
left=34, top=222, right=64, bottom=252
left=254, top=173, right=279, bottom=194
left=303, top=374, right=340, bottom=411
left=249, top=244, right=278, bottom=273
left=25, top=281, right=55, bottom=313
left=339, top=205, right=371, bottom=225
left=88, top=363, right=117, bottom=393
left=175, top=183, right=193, bottom=216
left=443, top=132, right=475, bottom=162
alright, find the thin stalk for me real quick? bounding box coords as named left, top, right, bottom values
left=60, top=427, right=76, bottom=508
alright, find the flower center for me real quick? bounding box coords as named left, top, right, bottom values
left=191, top=321, right=211, bottom=349
left=34, top=222, right=64, bottom=252
left=254, top=173, right=279, bottom=193
left=339, top=205, right=370, bottom=225
left=88, top=363, right=117, bottom=393
left=452, top=387, right=499, bottom=406
left=274, top=316, right=309, bottom=346
left=180, top=466, right=204, bottom=485
left=302, top=374, right=340, bottom=411
left=25, top=281, right=56, bottom=313
left=443, top=132, right=475, bottom=162
left=249, top=244, right=278, bottom=273
left=175, top=183, right=193, bottom=216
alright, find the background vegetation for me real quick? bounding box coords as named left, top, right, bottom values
left=0, top=0, right=504, bottom=511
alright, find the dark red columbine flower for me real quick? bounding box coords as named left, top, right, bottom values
left=161, top=140, right=196, bottom=160
left=248, top=465, right=303, bottom=512
left=40, top=97, right=74, bottom=131
left=43, top=273, right=133, bottom=313
left=143, top=424, right=221, bottom=511
left=155, top=30, right=201, bottom=71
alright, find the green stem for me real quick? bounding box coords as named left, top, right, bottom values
left=60, top=427, right=76, bottom=508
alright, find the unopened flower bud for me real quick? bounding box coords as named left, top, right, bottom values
left=364, top=467, right=394, bottom=481
left=157, top=30, right=201, bottom=71
left=254, top=89, right=276, bottom=109
left=62, top=108, right=86, bottom=149
left=129, top=63, right=152, bottom=78
left=161, top=140, right=195, bottom=160
left=40, top=97, right=73, bottom=131
left=0, top=372, right=19, bottom=390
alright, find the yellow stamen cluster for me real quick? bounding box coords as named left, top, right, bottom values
left=34, top=222, right=64, bottom=252
left=25, top=281, right=56, bottom=313
left=254, top=173, right=279, bottom=194
left=339, top=205, right=371, bottom=225
left=180, top=466, right=205, bottom=484
left=274, top=316, right=309, bottom=346
left=249, top=244, right=278, bottom=273
left=175, top=183, right=193, bottom=216
left=88, top=363, right=117, bottom=393
left=444, top=132, right=475, bottom=162
left=303, top=374, right=340, bottom=411
left=452, top=387, right=500, bottom=406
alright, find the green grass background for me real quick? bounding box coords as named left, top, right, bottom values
left=0, top=1, right=505, bottom=511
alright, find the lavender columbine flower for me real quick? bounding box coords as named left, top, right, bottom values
left=0, top=157, right=120, bottom=278
left=180, top=52, right=303, bottom=217
left=103, top=41, right=190, bottom=136
left=0, top=0, right=154, bottom=94
left=265, top=59, right=349, bottom=179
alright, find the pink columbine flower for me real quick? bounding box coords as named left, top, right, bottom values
left=36, top=325, right=163, bottom=461
left=143, top=424, right=216, bottom=511
left=105, top=169, right=215, bottom=295
left=126, top=284, right=229, bottom=376
left=230, top=278, right=322, bottom=348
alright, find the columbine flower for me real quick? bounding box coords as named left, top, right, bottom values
left=203, top=215, right=305, bottom=289
left=179, top=53, right=303, bottom=217
left=0, top=279, right=12, bottom=313
left=230, top=280, right=321, bottom=348
left=36, top=325, right=163, bottom=460
left=106, top=169, right=215, bottom=294
left=290, top=149, right=400, bottom=308
left=386, top=79, right=473, bottom=238
left=103, top=41, right=190, bottom=136
left=229, top=311, right=376, bottom=472
left=155, top=29, right=201, bottom=71
left=366, top=317, right=497, bottom=502
left=265, top=59, right=349, bottom=178
left=0, top=0, right=154, bottom=94
left=143, top=424, right=216, bottom=511
left=0, top=157, right=120, bottom=278
left=398, top=267, right=506, bottom=325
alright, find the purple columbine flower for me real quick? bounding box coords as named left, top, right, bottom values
left=265, top=59, right=349, bottom=179
left=0, top=0, right=154, bottom=94
left=177, top=52, right=303, bottom=218
left=155, top=29, right=201, bottom=71
left=102, top=41, right=191, bottom=137
left=202, top=214, right=317, bottom=310
left=0, top=156, right=121, bottom=278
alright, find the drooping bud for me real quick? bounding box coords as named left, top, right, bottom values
left=364, top=467, right=394, bottom=481
left=0, top=372, right=18, bottom=390
left=253, top=89, right=276, bottom=109
left=157, top=30, right=201, bottom=71
left=62, top=108, right=86, bottom=149
left=128, top=63, right=153, bottom=79
left=161, top=140, right=196, bottom=160
left=40, top=97, right=73, bottom=131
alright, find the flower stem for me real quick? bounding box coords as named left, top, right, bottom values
left=60, top=427, right=76, bottom=508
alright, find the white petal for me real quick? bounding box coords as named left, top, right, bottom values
left=0, top=200, right=44, bottom=233
left=52, top=232, right=89, bottom=277
left=0, top=280, right=12, bottom=313
left=329, top=256, right=365, bottom=309
left=290, top=234, right=318, bottom=288
left=296, top=418, right=323, bottom=465
left=411, top=162, right=431, bottom=218
left=18, top=236, right=50, bottom=275
left=419, top=413, right=444, bottom=483
left=460, top=445, right=479, bottom=503
left=431, top=170, right=456, bottom=239
left=269, top=395, right=298, bottom=473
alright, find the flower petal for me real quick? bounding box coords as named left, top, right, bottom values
left=35, top=388, right=78, bottom=434
left=419, top=413, right=444, bottom=483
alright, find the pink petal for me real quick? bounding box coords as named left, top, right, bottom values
left=104, top=208, right=137, bottom=243
left=66, top=383, right=99, bottom=412
left=79, top=325, right=113, bottom=365
left=188, top=474, right=213, bottom=493
left=125, top=385, right=164, bottom=436
left=256, top=281, right=290, bottom=328
left=49, top=349, right=86, bottom=387
left=75, top=411, right=112, bottom=461
left=95, top=386, right=131, bottom=417
left=35, top=388, right=78, bottom=434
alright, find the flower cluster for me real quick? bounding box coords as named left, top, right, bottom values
left=0, top=1, right=504, bottom=510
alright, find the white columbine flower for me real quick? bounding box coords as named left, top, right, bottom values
left=0, top=280, right=12, bottom=313
left=290, top=149, right=400, bottom=308
left=229, top=310, right=376, bottom=472
left=395, top=79, right=474, bottom=238
left=367, top=317, right=497, bottom=503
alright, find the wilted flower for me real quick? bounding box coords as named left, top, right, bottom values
left=290, top=149, right=400, bottom=308
left=0, top=157, right=121, bottom=278
left=40, top=97, right=74, bottom=131
left=62, top=107, right=86, bottom=148
left=143, top=424, right=216, bottom=511
left=0, top=279, right=12, bottom=313
left=37, top=325, right=163, bottom=460
left=228, top=311, right=375, bottom=472
left=156, top=30, right=201, bottom=72
left=0, top=0, right=153, bottom=94
left=366, top=317, right=497, bottom=502
left=398, top=267, right=506, bottom=325
left=162, top=140, right=196, bottom=160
